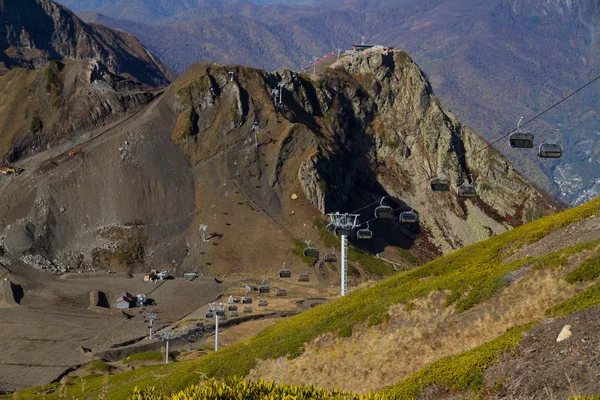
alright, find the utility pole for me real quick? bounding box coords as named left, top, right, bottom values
left=327, top=213, right=359, bottom=296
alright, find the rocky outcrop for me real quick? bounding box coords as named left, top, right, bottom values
left=0, top=0, right=171, bottom=86
left=167, top=49, right=558, bottom=258
left=0, top=47, right=559, bottom=273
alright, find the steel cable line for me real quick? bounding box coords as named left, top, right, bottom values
left=348, top=71, right=600, bottom=225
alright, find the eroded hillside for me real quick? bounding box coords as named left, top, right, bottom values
left=13, top=193, right=599, bottom=399
left=0, top=49, right=558, bottom=279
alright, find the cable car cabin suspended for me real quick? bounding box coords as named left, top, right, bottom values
left=399, top=209, right=418, bottom=224
left=231, top=311, right=240, bottom=317
left=509, top=117, right=534, bottom=148
left=456, top=183, right=477, bottom=198
left=228, top=304, right=238, bottom=312
left=205, top=311, right=214, bottom=319
left=298, top=272, right=310, bottom=282
left=357, top=222, right=373, bottom=240
left=430, top=175, right=450, bottom=192
left=243, top=306, right=253, bottom=313
left=374, top=197, right=394, bottom=219
left=258, top=299, right=268, bottom=307
left=538, top=142, right=563, bottom=158
left=279, top=263, right=292, bottom=278
left=303, top=242, right=319, bottom=258
left=276, top=288, right=288, bottom=296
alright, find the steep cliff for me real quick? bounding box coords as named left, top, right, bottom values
left=0, top=48, right=558, bottom=277
left=0, top=0, right=171, bottom=85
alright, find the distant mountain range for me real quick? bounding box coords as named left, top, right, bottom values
left=34, top=1, right=600, bottom=203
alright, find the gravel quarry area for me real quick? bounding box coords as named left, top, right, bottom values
left=0, top=262, right=227, bottom=392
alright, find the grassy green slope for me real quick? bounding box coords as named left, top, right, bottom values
left=11, top=197, right=600, bottom=399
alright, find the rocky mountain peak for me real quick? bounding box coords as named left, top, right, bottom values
left=0, top=0, right=171, bottom=86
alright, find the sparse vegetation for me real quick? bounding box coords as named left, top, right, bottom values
left=9, top=198, right=600, bottom=399
left=382, top=323, right=533, bottom=398
left=128, top=377, right=387, bottom=399
left=565, top=253, right=600, bottom=284
left=545, top=280, right=600, bottom=318
left=29, top=116, right=42, bottom=133
left=85, top=361, right=112, bottom=373
left=124, top=352, right=165, bottom=364
left=292, top=239, right=317, bottom=266
left=314, top=218, right=396, bottom=276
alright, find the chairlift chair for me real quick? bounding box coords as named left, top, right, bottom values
left=457, top=175, right=477, bottom=199
left=357, top=222, right=373, bottom=240
left=508, top=117, right=534, bottom=149
left=241, top=292, right=253, bottom=304
left=259, top=280, right=270, bottom=294
left=537, top=142, right=563, bottom=158
left=374, top=197, right=394, bottom=219
left=279, top=263, right=292, bottom=278
left=430, top=175, right=451, bottom=192
left=303, top=241, right=319, bottom=258
left=399, top=209, right=418, bottom=224
left=324, top=247, right=338, bottom=263
left=298, top=269, right=310, bottom=282
left=258, top=299, right=268, bottom=307
left=335, top=227, right=353, bottom=236
left=276, top=288, right=288, bottom=296
left=537, top=130, right=563, bottom=159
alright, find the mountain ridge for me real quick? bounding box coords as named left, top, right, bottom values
left=59, top=0, right=600, bottom=204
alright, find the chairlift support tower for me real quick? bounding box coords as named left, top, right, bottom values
left=144, top=312, right=158, bottom=339
left=207, top=302, right=225, bottom=351
left=160, top=330, right=175, bottom=365
left=327, top=212, right=359, bottom=296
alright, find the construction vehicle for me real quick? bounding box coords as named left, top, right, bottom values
left=69, top=147, right=83, bottom=157
left=0, top=164, right=24, bottom=176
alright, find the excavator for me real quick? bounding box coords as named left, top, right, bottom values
left=69, top=147, right=83, bottom=157
left=0, top=163, right=24, bottom=176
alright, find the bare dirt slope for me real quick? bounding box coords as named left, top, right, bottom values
left=0, top=261, right=226, bottom=392
left=0, top=49, right=558, bottom=282
left=486, top=305, right=600, bottom=399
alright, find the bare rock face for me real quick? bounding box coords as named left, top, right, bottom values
left=166, top=50, right=558, bottom=259
left=0, top=0, right=171, bottom=86
left=0, top=45, right=559, bottom=274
